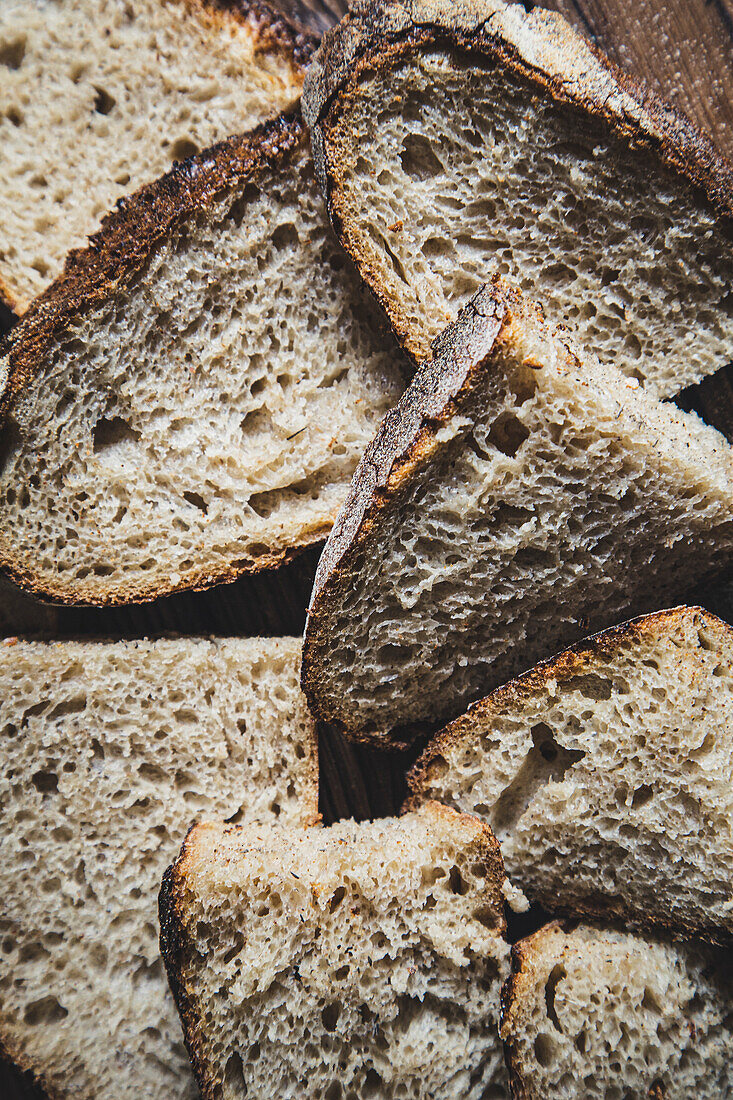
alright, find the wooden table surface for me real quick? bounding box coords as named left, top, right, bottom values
left=2, top=1, right=732, bottom=1097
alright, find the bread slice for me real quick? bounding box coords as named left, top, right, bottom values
left=301, top=280, right=733, bottom=746
left=0, top=113, right=409, bottom=605
left=0, top=0, right=314, bottom=315
left=407, top=606, right=733, bottom=943
left=160, top=802, right=511, bottom=1100
left=0, top=636, right=318, bottom=1100
left=501, top=922, right=733, bottom=1100
left=303, top=0, right=733, bottom=397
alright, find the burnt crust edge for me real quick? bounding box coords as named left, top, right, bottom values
left=300, top=281, right=528, bottom=736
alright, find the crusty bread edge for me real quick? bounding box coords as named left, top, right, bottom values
left=405, top=604, right=733, bottom=945
left=303, top=0, right=733, bottom=363
left=0, top=0, right=316, bottom=321
left=0, top=113, right=339, bottom=605
left=500, top=920, right=570, bottom=1100
left=300, top=281, right=545, bottom=741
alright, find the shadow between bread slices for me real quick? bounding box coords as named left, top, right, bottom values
left=0, top=112, right=410, bottom=606
left=301, top=278, right=733, bottom=747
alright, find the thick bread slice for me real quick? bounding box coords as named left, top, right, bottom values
left=160, top=803, right=511, bottom=1100
left=0, top=114, right=408, bottom=605
left=407, top=606, right=733, bottom=943
left=0, top=0, right=314, bottom=314
left=303, top=0, right=733, bottom=397
left=301, top=280, right=733, bottom=746
left=0, top=636, right=318, bottom=1100
left=501, top=922, right=733, bottom=1100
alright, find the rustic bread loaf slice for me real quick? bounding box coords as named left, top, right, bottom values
left=501, top=922, right=733, bottom=1100
left=0, top=0, right=314, bottom=315
left=0, top=635, right=318, bottom=1100
left=407, top=606, right=733, bottom=943
left=0, top=114, right=408, bottom=605
left=303, top=0, right=733, bottom=397
left=160, top=802, right=511, bottom=1100
left=301, top=280, right=733, bottom=746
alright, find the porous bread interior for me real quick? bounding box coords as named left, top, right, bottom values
left=169, top=805, right=510, bottom=1100
left=502, top=923, right=733, bottom=1099
left=0, top=0, right=305, bottom=310
left=412, top=607, right=733, bottom=940
left=326, top=51, right=733, bottom=395
left=305, top=291, right=733, bottom=736
left=0, top=141, right=408, bottom=603
left=0, top=636, right=317, bottom=1100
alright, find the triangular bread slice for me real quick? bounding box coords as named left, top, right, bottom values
left=0, top=636, right=318, bottom=1100
left=160, top=802, right=511, bottom=1100
left=0, top=113, right=408, bottom=605
left=0, top=0, right=314, bottom=314
left=303, top=0, right=733, bottom=397
left=501, top=922, right=733, bottom=1099
left=407, top=606, right=733, bottom=943
left=301, top=280, right=733, bottom=747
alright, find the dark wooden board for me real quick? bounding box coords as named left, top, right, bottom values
left=2, top=2, right=732, bottom=1097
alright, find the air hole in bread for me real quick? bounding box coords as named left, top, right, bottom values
left=170, top=138, right=199, bottom=162
left=533, top=1032, right=556, bottom=1067
left=92, top=416, right=141, bottom=453
left=182, top=491, right=208, bottom=514
left=31, top=769, right=58, bottom=794
left=0, top=37, right=26, bottom=69
left=544, top=964, right=566, bottom=1032
left=487, top=411, right=529, bottom=456
left=400, top=133, right=443, bottom=181
left=93, top=87, right=116, bottom=115
left=23, top=996, right=68, bottom=1026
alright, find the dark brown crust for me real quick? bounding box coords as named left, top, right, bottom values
left=0, top=112, right=339, bottom=606
left=303, top=0, right=733, bottom=362
left=202, top=0, right=319, bottom=69
left=300, top=280, right=532, bottom=738
left=405, top=604, right=733, bottom=946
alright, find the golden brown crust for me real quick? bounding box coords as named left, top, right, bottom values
left=300, top=280, right=531, bottom=740
left=0, top=112, right=339, bottom=607
left=303, top=0, right=733, bottom=362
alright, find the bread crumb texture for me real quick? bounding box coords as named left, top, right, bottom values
left=319, top=44, right=733, bottom=394
left=0, top=0, right=307, bottom=310
left=502, top=923, right=733, bottom=1099
left=0, top=138, right=407, bottom=603
left=163, top=803, right=510, bottom=1099
left=0, top=636, right=317, bottom=1100
left=303, top=283, right=733, bottom=739
left=410, top=606, right=733, bottom=941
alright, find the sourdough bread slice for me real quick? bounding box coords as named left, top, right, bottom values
left=160, top=802, right=511, bottom=1100
left=301, top=280, right=733, bottom=746
left=303, top=0, right=733, bottom=396
left=407, top=606, right=733, bottom=943
left=0, top=114, right=408, bottom=605
left=501, top=922, right=733, bottom=1100
left=0, top=0, right=314, bottom=315
left=0, top=636, right=318, bottom=1100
